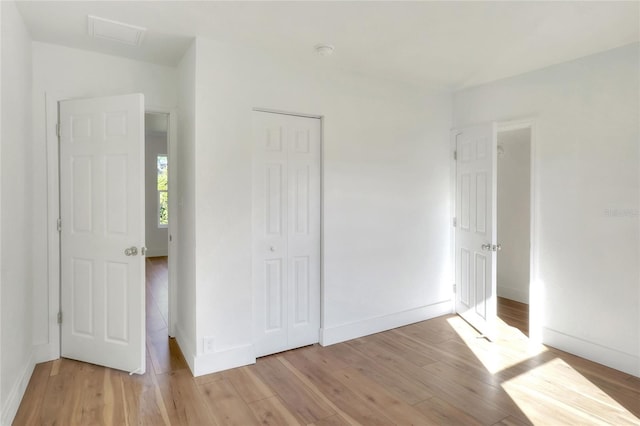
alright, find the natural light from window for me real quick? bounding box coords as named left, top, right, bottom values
left=157, top=154, right=168, bottom=228
left=445, top=315, right=638, bottom=424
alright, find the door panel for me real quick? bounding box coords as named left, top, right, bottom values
left=60, top=93, right=145, bottom=373
left=455, top=124, right=497, bottom=340
left=253, top=111, right=321, bottom=357
left=265, top=259, right=284, bottom=331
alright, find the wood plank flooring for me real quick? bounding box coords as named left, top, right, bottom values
left=13, top=258, right=640, bottom=425
left=497, top=297, right=529, bottom=337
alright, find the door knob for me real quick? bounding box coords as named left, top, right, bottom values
left=481, top=244, right=492, bottom=251
left=493, top=244, right=502, bottom=251
left=124, top=246, right=138, bottom=256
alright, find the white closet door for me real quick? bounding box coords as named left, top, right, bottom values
left=60, top=94, right=146, bottom=373
left=455, top=123, right=498, bottom=340
left=252, top=111, right=321, bottom=357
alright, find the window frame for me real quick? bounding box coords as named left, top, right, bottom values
left=157, top=154, right=168, bottom=228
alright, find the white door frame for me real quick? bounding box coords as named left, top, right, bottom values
left=451, top=117, right=539, bottom=342
left=45, top=92, right=178, bottom=361
left=250, top=107, right=325, bottom=349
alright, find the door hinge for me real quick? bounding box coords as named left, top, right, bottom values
left=57, top=311, right=63, bottom=324
left=453, top=283, right=457, bottom=293
left=57, top=218, right=62, bottom=232
left=56, top=122, right=61, bottom=138
left=452, top=217, right=457, bottom=227
left=453, top=150, right=457, bottom=161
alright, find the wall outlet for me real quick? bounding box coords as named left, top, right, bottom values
left=203, top=336, right=215, bottom=354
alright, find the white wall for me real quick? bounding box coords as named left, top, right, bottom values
left=174, top=40, right=197, bottom=371
left=145, top=129, right=169, bottom=257
left=453, top=43, right=640, bottom=376
left=31, top=42, right=178, bottom=362
left=497, top=128, right=531, bottom=304
left=188, top=37, right=452, bottom=375
left=1, top=1, right=35, bottom=424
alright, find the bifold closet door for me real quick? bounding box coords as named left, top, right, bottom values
left=252, top=111, right=321, bottom=357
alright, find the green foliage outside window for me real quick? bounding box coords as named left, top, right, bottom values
left=157, top=155, right=168, bottom=226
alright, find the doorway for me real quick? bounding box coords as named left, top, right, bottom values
left=496, top=127, right=531, bottom=336
left=452, top=120, right=535, bottom=341
left=50, top=91, right=180, bottom=373
left=144, top=112, right=173, bottom=369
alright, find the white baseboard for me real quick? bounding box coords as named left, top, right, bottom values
left=193, top=344, right=256, bottom=377
left=542, top=327, right=638, bottom=377
left=1, top=351, right=35, bottom=426
left=174, top=323, right=196, bottom=375
left=497, top=285, right=529, bottom=304
left=32, top=342, right=58, bottom=364
left=319, top=300, right=453, bottom=346
left=145, top=248, right=168, bottom=258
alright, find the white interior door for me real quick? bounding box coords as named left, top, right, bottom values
left=454, top=123, right=498, bottom=340
left=252, top=111, right=321, bottom=357
left=60, top=94, right=146, bottom=373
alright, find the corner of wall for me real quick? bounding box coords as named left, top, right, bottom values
left=174, top=322, right=196, bottom=375
left=192, top=344, right=255, bottom=377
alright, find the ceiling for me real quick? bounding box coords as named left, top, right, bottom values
left=16, top=1, right=640, bottom=90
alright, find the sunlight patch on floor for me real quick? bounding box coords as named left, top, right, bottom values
left=446, top=315, right=639, bottom=424
left=501, top=357, right=639, bottom=424
left=446, top=315, right=547, bottom=374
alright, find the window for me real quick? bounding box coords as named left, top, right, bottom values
left=157, top=155, right=168, bottom=227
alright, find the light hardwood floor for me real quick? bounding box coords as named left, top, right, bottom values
left=14, top=258, right=640, bottom=425
left=497, top=297, right=529, bottom=337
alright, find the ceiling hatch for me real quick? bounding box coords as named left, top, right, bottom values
left=87, top=15, right=146, bottom=46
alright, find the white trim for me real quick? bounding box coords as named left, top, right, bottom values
left=252, top=107, right=322, bottom=120
left=319, top=301, right=453, bottom=346
left=32, top=342, right=58, bottom=365
left=45, top=91, right=64, bottom=362
left=0, top=3, right=3, bottom=418
left=449, top=131, right=459, bottom=308
left=193, top=344, right=256, bottom=377
left=0, top=352, right=35, bottom=426
left=542, top=327, right=638, bottom=376
left=144, top=248, right=169, bottom=258
left=174, top=322, right=195, bottom=374
left=319, top=116, right=326, bottom=339
left=496, top=285, right=529, bottom=304
left=496, top=118, right=535, bottom=133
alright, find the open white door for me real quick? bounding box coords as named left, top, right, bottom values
left=252, top=111, right=321, bottom=357
left=60, top=94, right=145, bottom=374
left=454, top=123, right=498, bottom=340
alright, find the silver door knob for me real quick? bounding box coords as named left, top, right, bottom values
left=481, top=244, right=492, bottom=251
left=124, top=246, right=138, bottom=256
left=493, top=244, right=502, bottom=251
